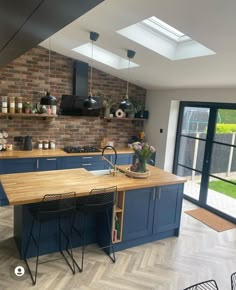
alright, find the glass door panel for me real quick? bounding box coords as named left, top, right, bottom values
left=177, top=165, right=202, bottom=200
left=175, top=104, right=236, bottom=221
left=206, top=109, right=236, bottom=217
left=175, top=106, right=210, bottom=201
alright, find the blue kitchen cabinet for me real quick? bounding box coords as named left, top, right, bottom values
left=113, top=153, right=133, bottom=165
left=0, top=182, right=9, bottom=206
left=153, top=184, right=183, bottom=234
left=37, top=157, right=61, bottom=171
left=122, top=187, right=154, bottom=241
left=61, top=155, right=109, bottom=170
left=122, top=184, right=183, bottom=242
left=1, top=158, right=37, bottom=174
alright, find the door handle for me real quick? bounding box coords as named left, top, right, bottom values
left=82, top=157, right=93, bottom=159
left=36, top=159, right=39, bottom=169
left=158, top=188, right=161, bottom=200
left=46, top=158, right=56, bottom=161
left=82, top=163, right=92, bottom=166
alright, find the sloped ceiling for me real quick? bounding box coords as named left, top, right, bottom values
left=40, top=0, right=236, bottom=90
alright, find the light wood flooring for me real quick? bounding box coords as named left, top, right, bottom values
left=0, top=200, right=236, bottom=290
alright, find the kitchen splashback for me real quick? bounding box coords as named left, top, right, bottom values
left=0, top=116, right=144, bottom=149
left=0, top=46, right=146, bottom=149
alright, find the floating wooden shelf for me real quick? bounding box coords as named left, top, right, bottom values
left=0, top=113, right=58, bottom=119
left=103, top=117, right=146, bottom=121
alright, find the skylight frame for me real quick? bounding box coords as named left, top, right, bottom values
left=141, top=16, right=191, bottom=44
left=72, top=43, right=139, bottom=70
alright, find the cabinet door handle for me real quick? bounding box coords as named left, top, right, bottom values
left=82, top=157, right=93, bottom=159
left=36, top=159, right=39, bottom=169
left=46, top=158, right=56, bottom=161
left=82, top=163, right=92, bottom=166
left=159, top=188, right=161, bottom=200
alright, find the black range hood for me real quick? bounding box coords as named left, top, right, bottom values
left=60, top=60, right=103, bottom=116
left=60, top=95, right=103, bottom=116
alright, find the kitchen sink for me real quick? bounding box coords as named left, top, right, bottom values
left=90, top=169, right=112, bottom=176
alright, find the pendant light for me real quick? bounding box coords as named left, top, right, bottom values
left=40, top=38, right=57, bottom=106
left=119, top=49, right=136, bottom=111
left=83, top=31, right=99, bottom=110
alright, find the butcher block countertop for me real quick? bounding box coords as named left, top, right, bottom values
left=0, top=148, right=132, bottom=159
left=0, top=165, right=186, bottom=206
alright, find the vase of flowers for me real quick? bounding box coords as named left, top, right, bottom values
left=129, top=142, right=156, bottom=173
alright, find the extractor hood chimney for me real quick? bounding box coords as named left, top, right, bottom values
left=73, top=60, right=88, bottom=97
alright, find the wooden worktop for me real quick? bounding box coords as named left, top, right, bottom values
left=0, top=148, right=133, bottom=159
left=0, top=165, right=186, bottom=206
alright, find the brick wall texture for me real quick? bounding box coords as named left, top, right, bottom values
left=0, top=46, right=146, bottom=149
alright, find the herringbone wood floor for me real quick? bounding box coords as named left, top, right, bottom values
left=0, top=200, right=236, bottom=290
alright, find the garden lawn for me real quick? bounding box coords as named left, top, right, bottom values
left=209, top=179, right=236, bottom=199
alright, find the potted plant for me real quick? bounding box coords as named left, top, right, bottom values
left=99, top=93, right=115, bottom=117
left=124, top=102, right=136, bottom=118
left=23, top=102, right=32, bottom=114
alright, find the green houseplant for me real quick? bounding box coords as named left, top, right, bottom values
left=23, top=102, right=32, bottom=114
left=129, top=142, right=156, bottom=172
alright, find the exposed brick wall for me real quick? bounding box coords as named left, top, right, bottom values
left=0, top=46, right=146, bottom=149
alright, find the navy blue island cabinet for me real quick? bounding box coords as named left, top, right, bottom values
left=114, top=184, right=183, bottom=251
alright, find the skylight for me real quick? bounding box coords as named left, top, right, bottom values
left=72, top=44, right=139, bottom=69
left=142, top=16, right=191, bottom=43
left=117, top=16, right=215, bottom=60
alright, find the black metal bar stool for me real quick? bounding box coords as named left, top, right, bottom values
left=183, top=279, right=219, bottom=290
left=24, top=192, right=77, bottom=285
left=71, top=186, right=117, bottom=272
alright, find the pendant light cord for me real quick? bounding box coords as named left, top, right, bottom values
left=89, top=40, right=94, bottom=97
left=48, top=38, right=51, bottom=94
left=126, top=57, right=130, bottom=99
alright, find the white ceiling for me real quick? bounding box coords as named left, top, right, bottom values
left=40, top=0, right=236, bottom=90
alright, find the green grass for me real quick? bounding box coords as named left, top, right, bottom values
left=208, top=179, right=236, bottom=199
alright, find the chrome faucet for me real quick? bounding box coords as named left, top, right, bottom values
left=101, top=145, right=118, bottom=176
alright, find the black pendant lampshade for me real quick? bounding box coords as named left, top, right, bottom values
left=40, top=38, right=57, bottom=107
left=119, top=96, right=133, bottom=110
left=40, top=92, right=57, bottom=106
left=83, top=95, right=97, bottom=109
left=119, top=49, right=136, bottom=110
left=83, top=31, right=99, bottom=110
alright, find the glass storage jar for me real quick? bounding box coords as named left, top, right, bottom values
left=17, top=97, right=23, bottom=113
left=38, top=140, right=43, bottom=149
left=9, top=96, right=15, bottom=113
left=43, top=140, right=49, bottom=150
left=49, top=140, right=56, bottom=149
left=1, top=96, right=8, bottom=113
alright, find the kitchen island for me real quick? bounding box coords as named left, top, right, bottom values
left=0, top=165, right=185, bottom=258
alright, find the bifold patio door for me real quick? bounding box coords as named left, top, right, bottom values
left=173, top=102, right=236, bottom=222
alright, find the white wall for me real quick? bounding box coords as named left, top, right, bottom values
left=145, top=88, right=236, bottom=171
